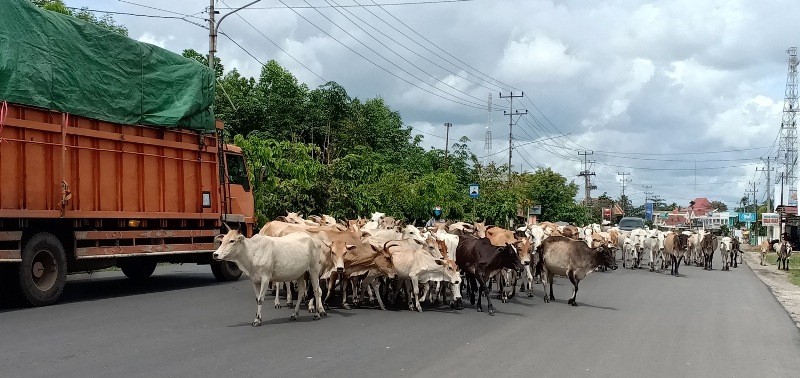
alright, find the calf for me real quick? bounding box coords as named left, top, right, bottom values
left=536, top=236, right=617, bottom=306
left=701, top=234, right=717, bottom=270
left=212, top=230, right=326, bottom=326
left=456, top=236, right=524, bottom=315
left=719, top=237, right=732, bottom=271
left=385, top=242, right=462, bottom=312
left=777, top=240, right=792, bottom=271
left=664, top=233, right=689, bottom=276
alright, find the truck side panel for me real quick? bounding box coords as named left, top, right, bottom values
left=0, top=103, right=220, bottom=219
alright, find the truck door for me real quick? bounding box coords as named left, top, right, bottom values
left=224, top=152, right=255, bottom=236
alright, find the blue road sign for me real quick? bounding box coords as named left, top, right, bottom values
left=469, top=184, right=479, bottom=198
left=739, top=212, right=756, bottom=222
left=645, top=203, right=654, bottom=221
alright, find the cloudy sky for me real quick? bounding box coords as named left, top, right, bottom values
left=63, top=0, right=800, bottom=210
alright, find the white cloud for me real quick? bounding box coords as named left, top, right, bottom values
left=137, top=33, right=166, bottom=48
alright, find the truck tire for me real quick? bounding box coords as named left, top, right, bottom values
left=120, top=260, right=158, bottom=281
left=211, top=261, right=242, bottom=282
left=18, top=233, right=67, bottom=307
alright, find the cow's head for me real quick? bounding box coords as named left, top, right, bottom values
left=516, top=237, right=532, bottom=266
left=498, top=244, right=524, bottom=273
left=473, top=222, right=487, bottom=238
left=213, top=230, right=246, bottom=262
left=324, top=240, right=355, bottom=273
left=596, top=244, right=618, bottom=270
left=434, top=258, right=462, bottom=300
left=370, top=245, right=397, bottom=279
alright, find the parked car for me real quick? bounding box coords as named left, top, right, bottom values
left=617, top=217, right=646, bottom=231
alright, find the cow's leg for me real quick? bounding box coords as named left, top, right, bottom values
left=351, top=277, right=363, bottom=308
left=340, top=278, right=351, bottom=310
left=253, top=278, right=270, bottom=327
left=477, top=274, right=496, bottom=315
left=323, top=274, right=336, bottom=309
left=308, top=278, right=318, bottom=313
left=272, top=282, right=283, bottom=309
left=539, top=269, right=551, bottom=303
left=368, top=280, right=387, bottom=310
left=419, top=282, right=431, bottom=306
left=309, top=272, right=326, bottom=319
left=290, top=279, right=307, bottom=321
left=524, top=265, right=534, bottom=297
left=508, top=270, right=518, bottom=300
left=410, top=278, right=423, bottom=312
left=566, top=271, right=579, bottom=306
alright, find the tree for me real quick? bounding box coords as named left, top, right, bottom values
left=33, top=1, right=128, bottom=36
left=710, top=200, right=728, bottom=212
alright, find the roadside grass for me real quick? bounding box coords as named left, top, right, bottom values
left=764, top=253, right=800, bottom=286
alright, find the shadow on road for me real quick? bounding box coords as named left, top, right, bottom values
left=0, top=271, right=225, bottom=312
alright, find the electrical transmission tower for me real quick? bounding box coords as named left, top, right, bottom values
left=483, top=93, right=493, bottom=166
left=578, top=151, right=596, bottom=203
left=778, top=47, right=799, bottom=210
left=499, top=92, right=527, bottom=180
left=618, top=172, right=631, bottom=215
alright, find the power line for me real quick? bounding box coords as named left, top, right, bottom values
left=219, top=0, right=326, bottom=82
left=116, top=0, right=206, bottom=20
left=276, top=0, right=486, bottom=109
left=65, top=7, right=193, bottom=19
left=216, top=0, right=476, bottom=9
left=369, top=0, right=520, bottom=92
left=320, top=0, right=485, bottom=104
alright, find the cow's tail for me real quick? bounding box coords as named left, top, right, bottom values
left=534, top=244, right=544, bottom=277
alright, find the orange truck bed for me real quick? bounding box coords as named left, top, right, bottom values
left=0, top=103, right=252, bottom=306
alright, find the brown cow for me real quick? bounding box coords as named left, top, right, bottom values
left=561, top=225, right=580, bottom=240
left=701, top=234, right=718, bottom=270
left=535, top=236, right=617, bottom=306
left=777, top=239, right=792, bottom=271
left=663, top=232, right=689, bottom=276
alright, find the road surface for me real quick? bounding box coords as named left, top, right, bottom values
left=1, top=260, right=799, bottom=378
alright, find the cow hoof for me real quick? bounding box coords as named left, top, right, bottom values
left=320, top=311, right=328, bottom=318
left=649, top=268, right=654, bottom=272
left=313, top=314, right=320, bottom=320
left=274, top=304, right=282, bottom=309
left=290, top=315, right=297, bottom=321
left=476, top=305, right=483, bottom=312
left=548, top=295, right=555, bottom=301
left=488, top=306, right=496, bottom=315
left=286, top=301, right=294, bottom=307
left=527, top=292, right=534, bottom=297
left=323, top=304, right=331, bottom=311
left=343, top=304, right=352, bottom=310
left=251, top=320, right=262, bottom=327
left=570, top=301, right=578, bottom=307
left=567, top=298, right=574, bottom=305
left=543, top=297, right=551, bottom=303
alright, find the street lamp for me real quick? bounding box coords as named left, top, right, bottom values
left=208, top=0, right=262, bottom=74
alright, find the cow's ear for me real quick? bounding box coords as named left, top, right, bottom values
left=346, top=244, right=357, bottom=250
left=236, top=234, right=245, bottom=243
left=434, top=259, right=445, bottom=266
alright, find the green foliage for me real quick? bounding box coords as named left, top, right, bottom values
left=33, top=1, right=128, bottom=36
left=215, top=57, right=585, bottom=226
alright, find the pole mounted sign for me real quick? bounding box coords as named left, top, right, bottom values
left=469, top=184, right=479, bottom=198
left=738, top=212, right=757, bottom=223
left=761, top=212, right=779, bottom=225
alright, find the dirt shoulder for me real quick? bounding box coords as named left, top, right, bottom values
left=742, top=248, right=800, bottom=330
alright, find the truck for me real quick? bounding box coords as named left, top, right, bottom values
left=0, top=1, right=254, bottom=306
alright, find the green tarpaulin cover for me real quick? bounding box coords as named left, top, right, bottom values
left=0, top=0, right=215, bottom=132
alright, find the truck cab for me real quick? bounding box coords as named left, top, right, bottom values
left=222, top=144, right=255, bottom=237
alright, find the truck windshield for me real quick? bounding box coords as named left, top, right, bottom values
left=619, top=219, right=644, bottom=229
left=226, top=153, right=251, bottom=192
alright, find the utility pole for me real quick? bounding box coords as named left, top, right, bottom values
left=483, top=93, right=493, bottom=167
left=618, top=172, right=631, bottom=215
left=499, top=92, right=527, bottom=180
left=578, top=151, right=596, bottom=203
left=208, top=0, right=262, bottom=74
left=747, top=182, right=758, bottom=213
left=778, top=47, right=799, bottom=215
left=757, top=158, right=774, bottom=212
left=444, top=122, right=452, bottom=169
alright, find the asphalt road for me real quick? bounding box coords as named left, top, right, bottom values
left=1, top=258, right=800, bottom=378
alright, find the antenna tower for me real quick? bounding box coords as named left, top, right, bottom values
left=779, top=47, right=799, bottom=210
left=484, top=93, right=493, bottom=166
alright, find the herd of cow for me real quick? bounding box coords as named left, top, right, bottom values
left=211, top=212, right=771, bottom=326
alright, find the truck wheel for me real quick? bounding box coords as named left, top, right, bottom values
left=19, top=233, right=67, bottom=307
left=211, top=261, right=242, bottom=282
left=120, top=260, right=157, bottom=281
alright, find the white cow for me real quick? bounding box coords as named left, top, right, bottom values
left=212, top=230, right=326, bottom=326
left=434, top=229, right=460, bottom=261
left=644, top=229, right=663, bottom=272
left=362, top=212, right=386, bottom=230
left=624, top=228, right=648, bottom=269
left=719, top=236, right=733, bottom=271
left=386, top=243, right=463, bottom=312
